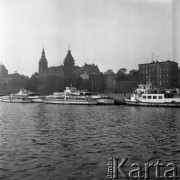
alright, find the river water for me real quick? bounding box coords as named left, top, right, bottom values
left=0, top=102, right=180, bottom=180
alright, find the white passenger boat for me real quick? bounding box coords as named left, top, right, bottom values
left=125, top=83, right=180, bottom=107
left=10, top=94, right=32, bottom=103
left=1, top=94, right=32, bottom=103
left=68, top=87, right=115, bottom=105
left=1, top=95, right=11, bottom=102
left=44, top=93, right=97, bottom=105
left=28, top=92, right=44, bottom=103
left=1, top=89, right=38, bottom=103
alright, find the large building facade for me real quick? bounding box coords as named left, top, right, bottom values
left=38, top=48, right=100, bottom=78
left=139, top=60, right=178, bottom=89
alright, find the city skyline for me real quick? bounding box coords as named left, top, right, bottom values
left=0, top=0, right=180, bottom=76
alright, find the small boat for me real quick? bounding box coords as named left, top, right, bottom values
left=125, top=83, right=180, bottom=107
left=95, top=96, right=115, bottom=105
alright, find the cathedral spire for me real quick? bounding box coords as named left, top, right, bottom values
left=41, top=47, right=46, bottom=58
left=39, top=47, right=48, bottom=75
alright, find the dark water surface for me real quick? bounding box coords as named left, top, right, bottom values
left=0, top=102, right=180, bottom=180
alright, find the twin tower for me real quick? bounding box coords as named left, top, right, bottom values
left=38, top=48, right=75, bottom=78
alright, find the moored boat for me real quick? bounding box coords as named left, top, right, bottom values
left=125, top=83, right=180, bottom=107
left=1, top=89, right=33, bottom=103
left=1, top=95, right=11, bottom=102
left=28, top=92, right=45, bottom=103
left=95, top=96, right=115, bottom=105
left=67, top=87, right=115, bottom=105
left=10, top=94, right=32, bottom=103
left=44, top=91, right=97, bottom=105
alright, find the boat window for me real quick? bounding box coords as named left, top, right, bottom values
left=142, top=96, right=146, bottom=99
left=148, top=96, right=151, bottom=99
left=158, top=96, right=163, bottom=99
left=153, top=96, right=157, bottom=99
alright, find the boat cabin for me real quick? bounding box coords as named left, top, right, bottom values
left=135, top=83, right=154, bottom=94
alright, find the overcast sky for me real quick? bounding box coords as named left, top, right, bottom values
left=0, top=0, right=179, bottom=76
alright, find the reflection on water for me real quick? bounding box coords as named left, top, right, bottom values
left=0, top=103, right=180, bottom=179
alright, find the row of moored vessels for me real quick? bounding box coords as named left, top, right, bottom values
left=1, top=84, right=180, bottom=107
left=0, top=87, right=115, bottom=105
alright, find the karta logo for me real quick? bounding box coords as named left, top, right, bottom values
left=107, top=158, right=179, bottom=179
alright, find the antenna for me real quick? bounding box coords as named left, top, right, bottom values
left=167, top=54, right=170, bottom=60
left=151, top=53, right=155, bottom=62
left=69, top=44, right=70, bottom=51
left=156, top=56, right=159, bottom=61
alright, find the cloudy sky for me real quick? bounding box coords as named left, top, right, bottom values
left=0, top=0, right=179, bottom=76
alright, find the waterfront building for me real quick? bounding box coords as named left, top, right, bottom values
left=89, top=74, right=105, bottom=92
left=139, top=60, right=178, bottom=89
left=178, top=68, right=180, bottom=87
left=37, top=48, right=100, bottom=84
left=81, top=63, right=100, bottom=75
left=105, top=74, right=117, bottom=92
left=48, top=65, right=64, bottom=77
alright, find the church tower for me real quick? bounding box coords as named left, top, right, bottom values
left=0, top=63, right=8, bottom=78
left=39, top=48, right=48, bottom=75
left=63, top=49, right=75, bottom=85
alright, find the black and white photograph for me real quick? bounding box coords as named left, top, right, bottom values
left=0, top=0, right=180, bottom=179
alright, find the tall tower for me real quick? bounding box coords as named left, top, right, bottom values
left=39, top=48, right=48, bottom=75
left=0, top=63, right=8, bottom=78
left=63, top=49, right=75, bottom=85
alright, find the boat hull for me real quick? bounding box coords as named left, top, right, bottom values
left=1, top=97, right=32, bottom=103
left=30, top=98, right=44, bottom=103
left=1, top=99, right=11, bottom=102
left=125, top=99, right=180, bottom=107
left=10, top=99, right=32, bottom=103
left=43, top=99, right=97, bottom=105
left=96, top=98, right=115, bottom=105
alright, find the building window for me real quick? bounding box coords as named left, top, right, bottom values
left=148, top=96, right=151, bottom=99
left=158, top=96, right=163, bottom=99
left=153, top=96, right=157, bottom=99
left=143, top=96, right=146, bottom=99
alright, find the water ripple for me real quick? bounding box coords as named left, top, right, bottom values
left=0, top=103, right=180, bottom=179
